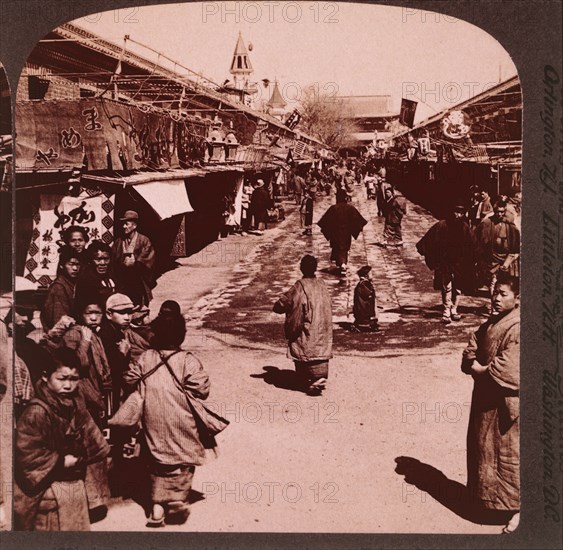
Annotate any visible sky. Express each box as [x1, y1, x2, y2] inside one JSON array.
[[73, 1, 518, 124]]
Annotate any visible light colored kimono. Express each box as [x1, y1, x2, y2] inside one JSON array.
[[463, 307, 520, 510], [274, 276, 333, 362]]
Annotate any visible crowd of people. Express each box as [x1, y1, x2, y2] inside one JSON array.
[[6, 206, 228, 531], [4, 153, 521, 534]]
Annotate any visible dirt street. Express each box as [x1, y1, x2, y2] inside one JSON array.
[[93, 186, 501, 534]]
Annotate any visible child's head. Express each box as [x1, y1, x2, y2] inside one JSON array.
[[57, 245, 82, 280], [79, 301, 104, 329], [492, 273, 519, 315], [300, 254, 317, 277], [42, 348, 81, 396], [357, 265, 371, 280]]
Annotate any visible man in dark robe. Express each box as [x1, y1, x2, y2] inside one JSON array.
[[416, 205, 475, 324], [317, 189, 367, 276], [249, 180, 272, 233]]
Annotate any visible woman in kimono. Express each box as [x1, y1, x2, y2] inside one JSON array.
[[40, 245, 81, 331], [14, 347, 110, 531], [461, 272, 520, 533], [273, 255, 333, 396], [124, 303, 210, 527], [382, 186, 407, 247]]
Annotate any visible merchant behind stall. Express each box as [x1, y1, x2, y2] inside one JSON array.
[[112, 210, 155, 308]]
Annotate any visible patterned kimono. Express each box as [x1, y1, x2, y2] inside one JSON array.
[[462, 307, 520, 511]]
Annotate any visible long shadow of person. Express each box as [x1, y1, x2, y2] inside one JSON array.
[[250, 366, 305, 393], [394, 456, 512, 526]]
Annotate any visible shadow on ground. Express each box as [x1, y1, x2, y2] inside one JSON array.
[[394, 456, 512, 526], [250, 366, 306, 393]]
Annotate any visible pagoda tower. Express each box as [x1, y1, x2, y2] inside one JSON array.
[[229, 32, 253, 91], [266, 80, 287, 120]]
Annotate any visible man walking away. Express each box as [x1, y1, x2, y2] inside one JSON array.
[[273, 255, 333, 396]]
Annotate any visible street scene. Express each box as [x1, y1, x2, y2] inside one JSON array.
[[2, 1, 522, 536]]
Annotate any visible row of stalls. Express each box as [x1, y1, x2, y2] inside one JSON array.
[[12, 23, 325, 290], [385, 76, 522, 219]]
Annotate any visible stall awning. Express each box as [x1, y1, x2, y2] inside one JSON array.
[[134, 179, 194, 220]]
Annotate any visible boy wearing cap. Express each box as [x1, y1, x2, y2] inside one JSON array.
[[98, 293, 149, 410], [352, 266, 378, 332], [112, 211, 155, 308]]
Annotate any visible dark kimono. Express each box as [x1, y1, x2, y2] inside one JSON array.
[[112, 231, 155, 306], [250, 187, 272, 226], [317, 202, 367, 265], [462, 307, 520, 511], [416, 218, 476, 293], [353, 279, 377, 326], [40, 274, 76, 330], [74, 266, 118, 312], [14, 381, 110, 530]]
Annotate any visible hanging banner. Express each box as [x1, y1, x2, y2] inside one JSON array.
[[399, 98, 417, 128], [285, 109, 301, 130], [23, 190, 115, 287], [16, 98, 208, 172]]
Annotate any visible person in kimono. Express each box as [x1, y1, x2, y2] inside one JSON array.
[[317, 189, 367, 276], [112, 210, 155, 307], [416, 205, 475, 324], [273, 255, 333, 396], [249, 180, 272, 233], [14, 347, 110, 531], [40, 245, 81, 330], [352, 265, 378, 332], [124, 303, 211, 527], [474, 199, 520, 304], [461, 272, 520, 534], [382, 186, 407, 247], [54, 299, 112, 522], [300, 188, 314, 236]]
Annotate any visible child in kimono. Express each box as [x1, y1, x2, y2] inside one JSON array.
[[14, 347, 110, 531], [461, 272, 520, 534], [351, 265, 378, 332]]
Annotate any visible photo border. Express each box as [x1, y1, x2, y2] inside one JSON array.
[[0, 0, 561, 548]]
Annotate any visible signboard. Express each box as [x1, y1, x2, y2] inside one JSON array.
[[16, 98, 208, 172], [24, 189, 114, 287]]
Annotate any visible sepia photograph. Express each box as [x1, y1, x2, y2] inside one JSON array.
[[0, 0, 559, 544]]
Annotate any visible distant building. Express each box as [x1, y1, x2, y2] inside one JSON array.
[[266, 81, 287, 120], [221, 32, 258, 105], [337, 95, 400, 152]]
